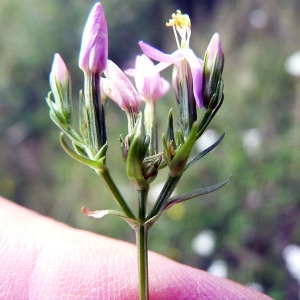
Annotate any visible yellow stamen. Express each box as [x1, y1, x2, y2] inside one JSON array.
[[166, 10, 191, 29], [166, 10, 191, 49]]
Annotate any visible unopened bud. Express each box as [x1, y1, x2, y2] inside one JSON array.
[[79, 3, 108, 74], [48, 53, 72, 124], [202, 33, 224, 109]]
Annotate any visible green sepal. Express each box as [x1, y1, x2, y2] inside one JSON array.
[[162, 110, 176, 167], [60, 133, 105, 170], [94, 142, 108, 161], [78, 90, 89, 143], [208, 77, 224, 110], [126, 115, 149, 190], [49, 109, 83, 147], [46, 92, 66, 124], [196, 81, 224, 140], [169, 123, 198, 177], [185, 133, 225, 171], [119, 134, 127, 162], [72, 142, 88, 157]]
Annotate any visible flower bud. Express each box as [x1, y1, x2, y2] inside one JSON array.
[[48, 53, 72, 124], [142, 154, 162, 180], [175, 58, 197, 137], [202, 33, 224, 109], [103, 60, 141, 114], [78, 3, 108, 74]]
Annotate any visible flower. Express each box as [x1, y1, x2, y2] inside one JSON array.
[[202, 33, 224, 108], [138, 10, 203, 108], [102, 60, 141, 114], [139, 43, 203, 108], [78, 2, 108, 74], [125, 54, 170, 102]]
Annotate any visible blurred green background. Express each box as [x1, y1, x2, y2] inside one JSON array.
[[1, 0, 300, 298]]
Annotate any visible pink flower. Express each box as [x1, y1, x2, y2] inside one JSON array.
[[50, 53, 69, 87], [102, 60, 141, 113], [204, 33, 224, 74], [78, 3, 108, 74], [125, 55, 170, 102], [139, 41, 204, 108], [203, 33, 224, 108], [48, 53, 72, 124]]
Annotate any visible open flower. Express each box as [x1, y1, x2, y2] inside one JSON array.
[[78, 2, 108, 74], [139, 10, 203, 108], [125, 54, 170, 102]]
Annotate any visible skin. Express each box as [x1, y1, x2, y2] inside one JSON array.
[[0, 196, 273, 300]]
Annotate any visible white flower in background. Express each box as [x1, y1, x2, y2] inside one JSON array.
[[283, 244, 300, 283], [148, 182, 177, 204], [285, 51, 300, 77], [191, 229, 216, 256], [196, 129, 219, 152], [207, 259, 228, 278], [242, 128, 262, 156]]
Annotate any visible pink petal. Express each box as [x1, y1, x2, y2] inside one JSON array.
[[78, 3, 108, 74], [139, 41, 178, 65], [103, 60, 141, 112], [184, 49, 204, 108]]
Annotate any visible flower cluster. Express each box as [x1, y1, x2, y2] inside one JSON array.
[[46, 3, 227, 299], [46, 0, 227, 225]]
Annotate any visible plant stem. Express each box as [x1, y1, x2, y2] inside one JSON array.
[[136, 189, 149, 300], [147, 174, 181, 219], [144, 101, 157, 155], [96, 167, 136, 219], [136, 224, 149, 300]]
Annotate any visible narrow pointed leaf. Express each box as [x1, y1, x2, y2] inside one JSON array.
[[185, 133, 225, 170], [163, 176, 231, 211]]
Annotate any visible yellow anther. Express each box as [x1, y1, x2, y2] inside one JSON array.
[[166, 10, 191, 30], [166, 10, 191, 49]]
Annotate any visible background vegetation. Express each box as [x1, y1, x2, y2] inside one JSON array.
[[1, 0, 300, 298]]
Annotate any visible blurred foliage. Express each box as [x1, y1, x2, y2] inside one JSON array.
[[1, 0, 300, 298]]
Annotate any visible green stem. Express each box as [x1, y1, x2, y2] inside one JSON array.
[[196, 108, 212, 139], [144, 101, 157, 155], [96, 167, 136, 219], [147, 174, 181, 219], [136, 189, 149, 300], [136, 224, 148, 300]]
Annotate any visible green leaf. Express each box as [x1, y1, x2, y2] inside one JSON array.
[[185, 133, 225, 171], [163, 176, 232, 211]]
